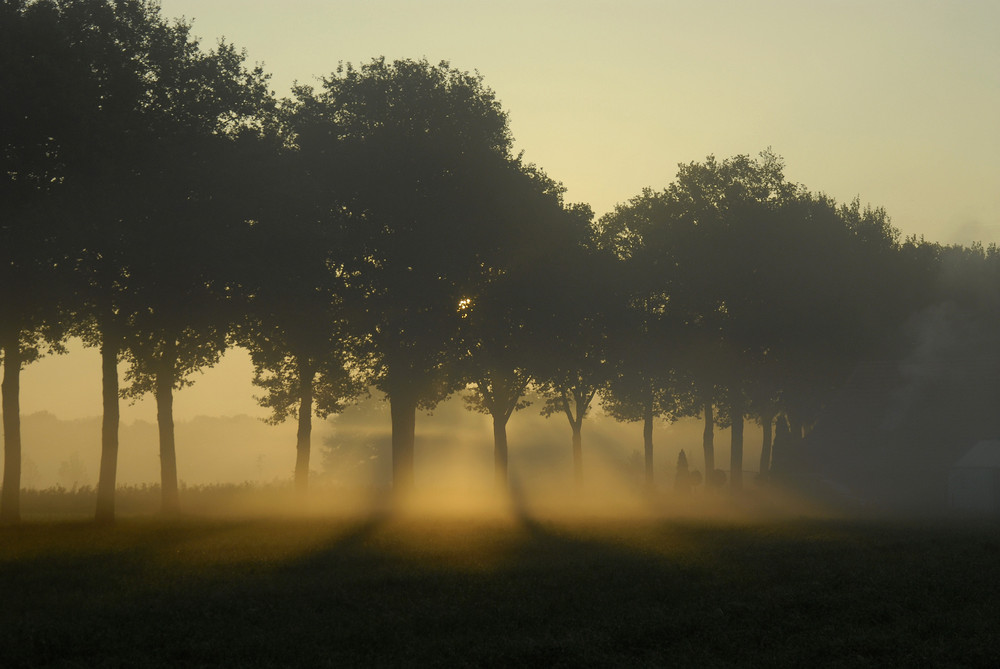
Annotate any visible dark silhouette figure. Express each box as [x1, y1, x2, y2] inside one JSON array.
[[770, 416, 792, 479], [675, 449, 691, 494]]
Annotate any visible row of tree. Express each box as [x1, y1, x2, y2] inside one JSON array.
[[4, 0, 997, 523]]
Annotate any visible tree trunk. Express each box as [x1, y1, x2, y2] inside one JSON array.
[[642, 402, 654, 491], [390, 392, 417, 491], [1, 333, 23, 524], [155, 362, 179, 514], [294, 358, 315, 493], [95, 328, 121, 524], [702, 400, 715, 478], [562, 387, 594, 487], [493, 413, 508, 488], [758, 411, 774, 479], [572, 423, 583, 486], [788, 413, 803, 443], [786, 412, 805, 476], [789, 412, 803, 470], [730, 398, 744, 492]]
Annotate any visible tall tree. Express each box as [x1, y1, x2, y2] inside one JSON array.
[[536, 205, 619, 486], [119, 134, 269, 513], [235, 137, 368, 493], [291, 58, 515, 490], [597, 189, 691, 491], [37, 0, 271, 522], [460, 160, 573, 487], [0, 0, 94, 521]]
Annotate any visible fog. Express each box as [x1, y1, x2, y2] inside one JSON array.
[[2, 370, 803, 520], [1, 389, 760, 488]]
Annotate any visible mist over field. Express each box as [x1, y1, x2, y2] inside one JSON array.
[[1, 386, 763, 507]]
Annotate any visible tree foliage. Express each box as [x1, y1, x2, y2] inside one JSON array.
[[289, 58, 518, 488]]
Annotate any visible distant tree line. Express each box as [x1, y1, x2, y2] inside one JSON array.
[[3, 0, 999, 522]]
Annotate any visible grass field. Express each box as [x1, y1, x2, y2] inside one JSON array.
[[2, 492, 999, 667]]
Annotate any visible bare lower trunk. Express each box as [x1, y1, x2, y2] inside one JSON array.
[[788, 414, 803, 443], [572, 425, 582, 486], [493, 414, 508, 488], [95, 331, 120, 524], [702, 401, 715, 477], [294, 358, 315, 493], [643, 404, 654, 491], [786, 413, 805, 477], [789, 412, 803, 471], [759, 412, 774, 478], [1, 334, 22, 524], [156, 367, 179, 514], [390, 392, 417, 491], [730, 399, 744, 491]]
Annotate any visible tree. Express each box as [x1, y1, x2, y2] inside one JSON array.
[[292, 58, 515, 490], [595, 172, 728, 489], [250, 342, 364, 493], [669, 155, 905, 490], [38, 0, 271, 522], [459, 160, 575, 487], [536, 204, 620, 486], [119, 135, 269, 513], [747, 194, 904, 476], [662, 151, 799, 491], [235, 136, 367, 493], [0, 0, 93, 522], [597, 189, 690, 491]]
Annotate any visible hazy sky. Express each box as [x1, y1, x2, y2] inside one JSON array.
[[18, 0, 1000, 421], [154, 0, 999, 244]]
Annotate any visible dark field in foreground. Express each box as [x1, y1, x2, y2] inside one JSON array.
[[2, 509, 999, 667]]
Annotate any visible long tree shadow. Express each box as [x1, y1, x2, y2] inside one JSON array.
[[7, 495, 1000, 667]]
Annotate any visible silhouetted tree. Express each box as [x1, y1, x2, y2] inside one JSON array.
[[664, 152, 798, 491], [536, 205, 620, 486], [756, 194, 904, 473], [120, 133, 271, 513], [700, 397, 718, 487], [292, 58, 515, 490], [460, 160, 577, 486], [225, 102, 372, 494], [0, 0, 95, 521], [597, 189, 687, 491], [597, 174, 724, 489], [37, 0, 271, 521], [591, 149, 921, 497]]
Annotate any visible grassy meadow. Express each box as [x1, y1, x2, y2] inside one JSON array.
[[2, 487, 999, 667]]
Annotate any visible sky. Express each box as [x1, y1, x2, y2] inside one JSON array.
[[18, 0, 1000, 422], [152, 0, 999, 244]]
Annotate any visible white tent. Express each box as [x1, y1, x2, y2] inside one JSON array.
[[949, 440, 1000, 514]]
